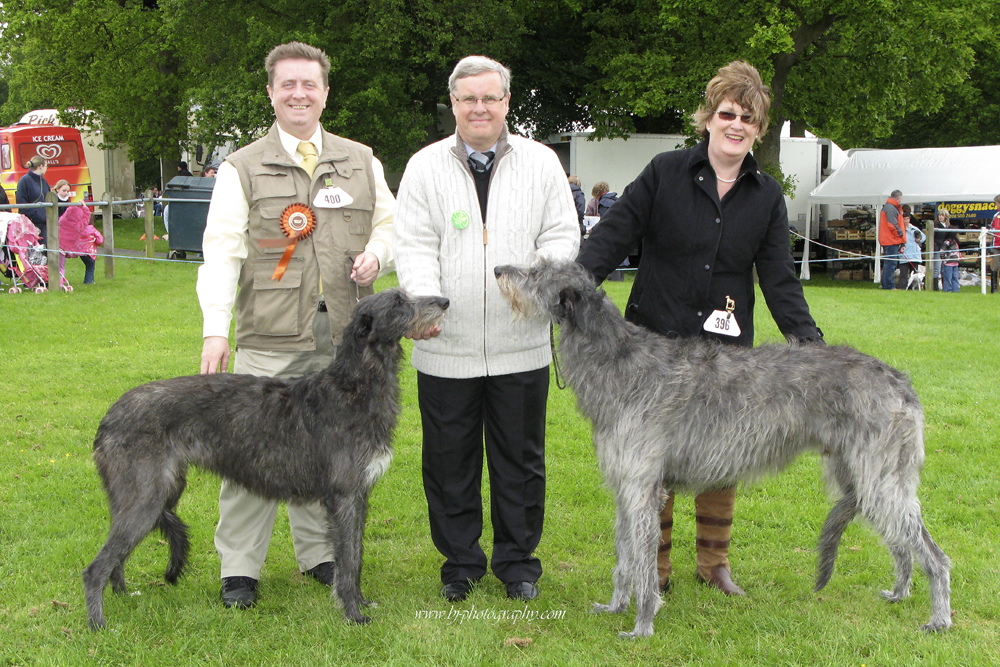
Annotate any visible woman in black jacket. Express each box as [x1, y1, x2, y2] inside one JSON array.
[[577, 61, 823, 600], [16, 156, 51, 244]]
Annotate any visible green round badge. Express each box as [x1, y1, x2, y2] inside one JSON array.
[[451, 210, 470, 230]]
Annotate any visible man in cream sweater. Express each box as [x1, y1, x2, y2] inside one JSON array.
[[394, 56, 579, 603]]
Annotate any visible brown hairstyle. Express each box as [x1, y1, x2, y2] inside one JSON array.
[[591, 181, 609, 198], [53, 179, 70, 191], [937, 208, 950, 222], [692, 61, 772, 139], [265, 41, 330, 88], [27, 155, 47, 170]]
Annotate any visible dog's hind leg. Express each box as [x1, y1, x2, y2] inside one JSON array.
[[83, 501, 163, 630], [324, 492, 370, 625], [915, 522, 952, 632], [591, 483, 634, 617], [159, 476, 190, 585], [815, 490, 858, 591]]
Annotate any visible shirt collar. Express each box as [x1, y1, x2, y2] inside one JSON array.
[[275, 125, 324, 163]]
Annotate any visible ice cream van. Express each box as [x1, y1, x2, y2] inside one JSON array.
[[1, 117, 92, 205]]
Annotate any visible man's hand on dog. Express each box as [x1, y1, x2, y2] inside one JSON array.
[[201, 336, 231, 374]]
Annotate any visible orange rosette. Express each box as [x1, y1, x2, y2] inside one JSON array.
[[258, 203, 317, 281]]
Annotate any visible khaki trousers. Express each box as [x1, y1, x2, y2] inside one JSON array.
[[657, 486, 737, 586], [214, 307, 336, 580]]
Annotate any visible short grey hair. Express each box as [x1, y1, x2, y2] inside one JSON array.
[[890, 189, 903, 200], [448, 56, 511, 95]]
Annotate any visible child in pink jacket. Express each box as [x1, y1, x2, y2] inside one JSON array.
[[58, 204, 103, 286]]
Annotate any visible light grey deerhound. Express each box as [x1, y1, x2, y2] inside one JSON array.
[[83, 289, 448, 631], [495, 259, 951, 638]]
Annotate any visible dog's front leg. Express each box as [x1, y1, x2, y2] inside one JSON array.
[[591, 483, 633, 617], [324, 493, 370, 625], [621, 484, 663, 639]]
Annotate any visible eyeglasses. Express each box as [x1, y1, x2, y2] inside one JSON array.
[[453, 94, 506, 108], [715, 110, 755, 123]]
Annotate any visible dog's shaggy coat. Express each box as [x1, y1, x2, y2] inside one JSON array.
[[495, 259, 951, 638], [83, 289, 448, 630]]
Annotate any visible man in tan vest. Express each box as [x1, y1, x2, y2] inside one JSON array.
[[197, 41, 394, 610]]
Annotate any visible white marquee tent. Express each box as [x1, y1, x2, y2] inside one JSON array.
[[801, 145, 1000, 281]]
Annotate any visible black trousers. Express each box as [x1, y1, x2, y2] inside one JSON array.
[[417, 367, 549, 585]]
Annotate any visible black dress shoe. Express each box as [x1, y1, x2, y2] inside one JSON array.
[[305, 561, 335, 586], [221, 576, 259, 609], [441, 579, 474, 602], [505, 581, 538, 601]]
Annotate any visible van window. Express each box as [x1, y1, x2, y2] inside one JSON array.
[[19, 140, 81, 167], [1, 143, 9, 171]]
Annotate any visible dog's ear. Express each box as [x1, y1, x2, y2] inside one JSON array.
[[555, 287, 578, 327], [355, 313, 374, 341]]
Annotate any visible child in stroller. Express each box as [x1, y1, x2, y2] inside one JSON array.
[[0, 212, 50, 293]]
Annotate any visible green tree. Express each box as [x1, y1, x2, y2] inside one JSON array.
[[582, 0, 995, 178]]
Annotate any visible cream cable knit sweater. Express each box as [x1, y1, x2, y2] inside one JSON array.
[[395, 133, 580, 378]]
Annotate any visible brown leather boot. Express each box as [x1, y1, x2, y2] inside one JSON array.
[[657, 490, 675, 592], [695, 487, 745, 596]]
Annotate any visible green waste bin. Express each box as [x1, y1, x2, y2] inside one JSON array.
[[164, 176, 215, 259]]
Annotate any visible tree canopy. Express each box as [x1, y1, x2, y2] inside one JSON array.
[[0, 0, 996, 177]]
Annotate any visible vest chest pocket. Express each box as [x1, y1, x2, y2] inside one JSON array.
[[340, 200, 375, 253], [249, 170, 296, 201]]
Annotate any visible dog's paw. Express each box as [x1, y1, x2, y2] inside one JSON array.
[[879, 589, 907, 603], [921, 618, 952, 633], [591, 602, 625, 615], [617, 625, 654, 640], [360, 598, 378, 608], [348, 614, 372, 625]]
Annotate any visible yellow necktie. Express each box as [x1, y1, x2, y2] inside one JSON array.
[[297, 141, 317, 178]]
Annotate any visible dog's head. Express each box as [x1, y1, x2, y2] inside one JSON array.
[[348, 288, 449, 345], [494, 259, 597, 328]]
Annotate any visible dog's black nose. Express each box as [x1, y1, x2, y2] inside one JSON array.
[[494, 267, 503, 278], [438, 297, 450, 309]]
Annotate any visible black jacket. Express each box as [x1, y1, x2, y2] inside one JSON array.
[[577, 140, 820, 347], [16, 171, 50, 227]]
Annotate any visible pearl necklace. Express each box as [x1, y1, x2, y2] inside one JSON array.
[[717, 174, 738, 183]]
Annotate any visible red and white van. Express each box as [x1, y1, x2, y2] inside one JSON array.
[[1, 111, 92, 205]]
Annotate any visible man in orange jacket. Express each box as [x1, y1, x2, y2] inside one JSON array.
[[878, 189, 906, 290]]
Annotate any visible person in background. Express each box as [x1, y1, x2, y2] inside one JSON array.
[[585, 181, 618, 217], [151, 186, 163, 217], [177, 162, 193, 177], [16, 156, 50, 244], [57, 200, 103, 285], [989, 195, 1000, 293], [394, 55, 579, 604], [577, 60, 823, 598], [568, 174, 586, 235], [202, 165, 218, 178], [932, 208, 950, 291], [878, 189, 906, 290], [197, 40, 395, 610], [897, 205, 924, 289], [940, 228, 962, 292]]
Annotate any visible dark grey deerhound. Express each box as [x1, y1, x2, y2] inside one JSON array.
[[83, 289, 448, 631], [495, 259, 951, 638]]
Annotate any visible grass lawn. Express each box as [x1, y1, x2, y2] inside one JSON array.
[[1, 238, 998, 666]]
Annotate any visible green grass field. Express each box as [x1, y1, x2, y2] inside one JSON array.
[[2, 227, 999, 665]]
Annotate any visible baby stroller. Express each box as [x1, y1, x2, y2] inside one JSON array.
[[0, 212, 51, 293]]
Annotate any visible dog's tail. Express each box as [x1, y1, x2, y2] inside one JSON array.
[[158, 510, 190, 585], [815, 491, 858, 591]]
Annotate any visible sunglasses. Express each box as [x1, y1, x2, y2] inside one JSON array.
[[715, 110, 755, 123]]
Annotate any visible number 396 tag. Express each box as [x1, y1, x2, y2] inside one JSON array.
[[703, 309, 741, 337]]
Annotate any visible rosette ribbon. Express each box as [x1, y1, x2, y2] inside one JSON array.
[[257, 203, 317, 281]]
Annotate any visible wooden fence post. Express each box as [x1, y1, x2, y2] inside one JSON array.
[[144, 192, 155, 258], [102, 193, 115, 279], [45, 191, 60, 287]]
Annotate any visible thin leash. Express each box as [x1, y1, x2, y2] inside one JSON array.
[[550, 322, 566, 390]]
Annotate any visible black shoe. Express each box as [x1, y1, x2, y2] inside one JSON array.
[[305, 561, 335, 586], [505, 581, 538, 601], [441, 579, 475, 602], [221, 576, 258, 609]]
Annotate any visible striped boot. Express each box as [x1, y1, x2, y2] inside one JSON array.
[[656, 490, 674, 592], [695, 487, 745, 596]]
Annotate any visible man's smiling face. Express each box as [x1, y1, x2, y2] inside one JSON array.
[[267, 58, 329, 140]]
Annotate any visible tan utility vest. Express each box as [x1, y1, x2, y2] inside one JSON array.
[[227, 125, 376, 351]]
